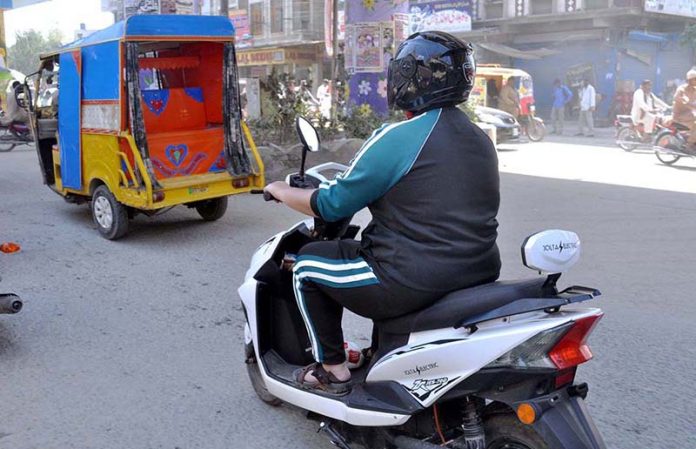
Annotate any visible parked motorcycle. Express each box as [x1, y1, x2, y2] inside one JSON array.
[[653, 122, 694, 166], [238, 116, 607, 449]]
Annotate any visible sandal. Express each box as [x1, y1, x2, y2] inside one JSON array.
[[293, 363, 351, 395]]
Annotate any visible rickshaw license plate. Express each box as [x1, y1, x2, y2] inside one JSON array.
[[188, 185, 209, 194]]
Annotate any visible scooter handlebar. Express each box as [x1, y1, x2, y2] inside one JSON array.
[[250, 189, 278, 202]]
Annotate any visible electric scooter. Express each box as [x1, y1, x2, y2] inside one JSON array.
[[239, 117, 607, 449]]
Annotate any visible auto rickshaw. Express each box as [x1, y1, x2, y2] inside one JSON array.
[[25, 15, 264, 239], [470, 65, 546, 141]]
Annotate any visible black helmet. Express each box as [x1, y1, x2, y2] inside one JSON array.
[[387, 31, 475, 113]]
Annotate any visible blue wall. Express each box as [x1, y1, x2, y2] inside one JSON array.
[[513, 34, 693, 121]]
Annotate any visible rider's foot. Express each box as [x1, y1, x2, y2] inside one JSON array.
[[294, 362, 351, 395]]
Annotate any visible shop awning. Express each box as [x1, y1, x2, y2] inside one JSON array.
[[477, 43, 560, 60]]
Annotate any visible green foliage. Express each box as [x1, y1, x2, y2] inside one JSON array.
[[459, 100, 478, 122], [7, 29, 63, 76], [681, 23, 696, 48]]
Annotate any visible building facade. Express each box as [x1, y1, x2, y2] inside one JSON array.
[[437, 0, 696, 121]]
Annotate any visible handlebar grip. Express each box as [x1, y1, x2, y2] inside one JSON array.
[[249, 189, 278, 202]]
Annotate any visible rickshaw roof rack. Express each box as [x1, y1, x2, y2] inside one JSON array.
[[40, 15, 236, 60]]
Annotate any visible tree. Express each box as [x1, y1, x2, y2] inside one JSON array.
[[7, 29, 63, 75], [680, 23, 696, 66]]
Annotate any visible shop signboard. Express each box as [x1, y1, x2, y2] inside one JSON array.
[[644, 0, 696, 18], [173, 0, 202, 15], [237, 48, 285, 66], [124, 0, 159, 18], [408, 0, 473, 34]]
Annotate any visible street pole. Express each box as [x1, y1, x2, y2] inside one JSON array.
[[220, 0, 229, 16], [330, 0, 339, 121]]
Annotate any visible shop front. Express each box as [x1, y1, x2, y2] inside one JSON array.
[[236, 44, 324, 87]]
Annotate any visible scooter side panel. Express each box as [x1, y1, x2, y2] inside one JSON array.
[[367, 309, 601, 408]]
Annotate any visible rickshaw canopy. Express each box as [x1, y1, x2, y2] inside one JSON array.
[[40, 14, 236, 61]]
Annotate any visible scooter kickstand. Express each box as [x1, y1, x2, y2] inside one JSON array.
[[318, 421, 352, 449]]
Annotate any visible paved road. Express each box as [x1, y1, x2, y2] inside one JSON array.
[[0, 138, 694, 449]]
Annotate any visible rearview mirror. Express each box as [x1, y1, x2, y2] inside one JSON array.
[[296, 116, 320, 180], [296, 116, 320, 153]]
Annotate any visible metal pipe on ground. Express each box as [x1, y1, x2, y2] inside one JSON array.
[[0, 294, 22, 314]]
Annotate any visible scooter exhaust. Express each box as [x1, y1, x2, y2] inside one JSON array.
[[0, 293, 23, 314]]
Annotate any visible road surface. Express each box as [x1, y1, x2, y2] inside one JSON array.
[[0, 136, 694, 449]]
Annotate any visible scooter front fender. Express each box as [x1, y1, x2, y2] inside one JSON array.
[[526, 388, 606, 449]]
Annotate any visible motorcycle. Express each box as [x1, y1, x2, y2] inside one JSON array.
[[0, 84, 33, 152], [519, 104, 546, 142], [238, 116, 607, 449], [615, 108, 670, 152], [653, 122, 694, 166]]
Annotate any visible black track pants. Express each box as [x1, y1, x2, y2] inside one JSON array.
[[293, 240, 440, 365]]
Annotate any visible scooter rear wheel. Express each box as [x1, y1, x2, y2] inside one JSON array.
[[485, 413, 548, 449], [245, 340, 282, 406]]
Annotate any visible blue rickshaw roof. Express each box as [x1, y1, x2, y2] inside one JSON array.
[[43, 15, 235, 58]]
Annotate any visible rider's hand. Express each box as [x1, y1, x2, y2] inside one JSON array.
[[264, 181, 289, 203]]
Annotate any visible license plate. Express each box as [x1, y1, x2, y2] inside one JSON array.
[[188, 185, 209, 194], [512, 128, 519, 137]]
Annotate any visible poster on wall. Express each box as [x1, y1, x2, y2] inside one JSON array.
[[393, 13, 410, 49], [644, 0, 696, 18], [160, 0, 176, 13], [173, 0, 202, 15], [230, 9, 252, 47], [346, 23, 383, 73], [408, 0, 473, 34], [124, 0, 159, 18]]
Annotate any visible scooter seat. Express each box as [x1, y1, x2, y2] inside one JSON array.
[[378, 278, 549, 334]]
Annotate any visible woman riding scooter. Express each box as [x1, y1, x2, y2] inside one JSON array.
[[264, 31, 501, 393]]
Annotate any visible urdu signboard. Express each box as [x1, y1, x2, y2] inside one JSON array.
[[644, 0, 696, 18]]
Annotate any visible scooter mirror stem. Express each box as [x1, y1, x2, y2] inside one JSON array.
[[299, 145, 308, 181]]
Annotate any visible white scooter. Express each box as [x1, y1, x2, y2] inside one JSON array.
[[238, 117, 607, 449]]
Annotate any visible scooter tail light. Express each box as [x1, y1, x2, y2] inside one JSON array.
[[486, 322, 573, 369], [548, 313, 603, 370]]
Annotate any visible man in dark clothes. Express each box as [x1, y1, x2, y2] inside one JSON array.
[[264, 31, 501, 393]]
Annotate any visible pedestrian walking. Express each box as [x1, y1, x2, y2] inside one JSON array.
[[576, 79, 596, 137], [550, 79, 572, 135]]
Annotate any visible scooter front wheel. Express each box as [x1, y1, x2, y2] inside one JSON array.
[[245, 340, 282, 406], [485, 413, 548, 449]]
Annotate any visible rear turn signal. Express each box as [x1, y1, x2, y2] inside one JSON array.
[[516, 403, 537, 425], [549, 314, 603, 370]]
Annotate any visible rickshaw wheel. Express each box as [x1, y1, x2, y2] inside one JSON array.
[[91, 185, 129, 240], [194, 197, 228, 221]]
